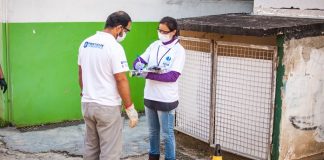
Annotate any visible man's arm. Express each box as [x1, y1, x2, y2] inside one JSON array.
[[114, 71, 138, 128], [78, 65, 83, 94], [0, 66, 4, 79], [114, 72, 132, 108], [0, 65, 7, 93]]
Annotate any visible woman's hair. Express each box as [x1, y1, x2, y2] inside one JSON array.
[[159, 16, 179, 37], [105, 11, 132, 29]]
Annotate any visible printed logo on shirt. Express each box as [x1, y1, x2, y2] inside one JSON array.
[[121, 61, 128, 68], [162, 57, 172, 67], [83, 41, 104, 49]]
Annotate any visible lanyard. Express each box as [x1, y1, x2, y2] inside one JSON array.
[[156, 40, 179, 66], [156, 46, 171, 66]]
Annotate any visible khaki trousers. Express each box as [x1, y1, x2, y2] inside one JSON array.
[[82, 102, 123, 160]]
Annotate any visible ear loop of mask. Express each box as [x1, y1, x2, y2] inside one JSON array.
[[116, 25, 127, 42], [117, 25, 123, 38]]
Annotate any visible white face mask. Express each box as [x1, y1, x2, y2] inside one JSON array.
[[117, 31, 126, 42], [158, 32, 172, 43]]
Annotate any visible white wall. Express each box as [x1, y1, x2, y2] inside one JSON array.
[[255, 0, 324, 10], [7, 0, 253, 22], [254, 0, 324, 18], [0, 0, 8, 22]]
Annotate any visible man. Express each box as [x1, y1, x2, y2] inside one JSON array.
[[78, 11, 138, 160], [0, 65, 7, 93]]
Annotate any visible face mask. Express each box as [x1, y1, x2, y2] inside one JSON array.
[[158, 32, 172, 43], [117, 31, 126, 42]]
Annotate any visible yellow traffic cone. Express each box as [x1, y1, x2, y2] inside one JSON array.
[[212, 144, 222, 160]]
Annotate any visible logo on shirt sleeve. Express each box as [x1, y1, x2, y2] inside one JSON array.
[[121, 61, 128, 68], [83, 41, 104, 49]]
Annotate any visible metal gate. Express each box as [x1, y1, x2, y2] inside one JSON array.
[[213, 42, 276, 159], [175, 37, 213, 143], [175, 37, 277, 160]]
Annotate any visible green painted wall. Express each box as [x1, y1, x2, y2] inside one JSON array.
[[8, 22, 157, 126]]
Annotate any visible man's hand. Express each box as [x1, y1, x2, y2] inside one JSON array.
[[125, 104, 138, 128], [0, 78, 7, 93]]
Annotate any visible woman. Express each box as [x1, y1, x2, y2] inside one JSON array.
[[133, 16, 185, 160]]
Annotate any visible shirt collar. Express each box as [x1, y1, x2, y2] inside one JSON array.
[[96, 31, 116, 40], [159, 38, 179, 49]]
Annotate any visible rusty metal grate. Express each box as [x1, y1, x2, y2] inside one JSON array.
[[180, 39, 211, 53], [217, 45, 274, 60]]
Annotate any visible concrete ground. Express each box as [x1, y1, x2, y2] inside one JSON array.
[[1, 116, 323, 160], [0, 116, 208, 160]]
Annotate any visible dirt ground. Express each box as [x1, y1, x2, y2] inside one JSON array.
[[175, 132, 250, 160]]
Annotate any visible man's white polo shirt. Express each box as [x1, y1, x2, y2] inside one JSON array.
[[78, 31, 129, 106]]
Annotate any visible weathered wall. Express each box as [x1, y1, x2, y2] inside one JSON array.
[[280, 36, 324, 159], [254, 0, 324, 19]]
